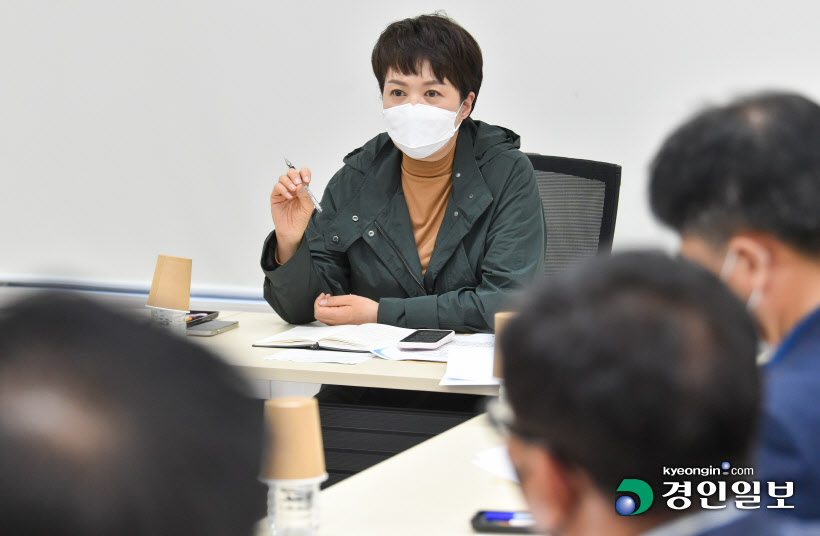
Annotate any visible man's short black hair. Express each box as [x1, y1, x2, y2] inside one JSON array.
[[0, 294, 264, 536], [500, 251, 760, 504], [650, 91, 820, 255], [372, 13, 483, 111]]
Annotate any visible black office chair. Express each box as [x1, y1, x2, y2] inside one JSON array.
[[526, 154, 622, 276]]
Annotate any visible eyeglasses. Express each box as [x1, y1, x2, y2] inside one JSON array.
[[486, 394, 550, 449]]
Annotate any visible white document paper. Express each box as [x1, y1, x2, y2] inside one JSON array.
[[438, 348, 500, 386], [263, 349, 373, 365], [472, 446, 519, 483], [374, 333, 495, 362]]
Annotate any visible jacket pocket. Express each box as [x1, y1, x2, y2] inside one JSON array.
[[437, 242, 479, 291]]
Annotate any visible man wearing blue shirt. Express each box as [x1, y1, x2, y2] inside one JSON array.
[[650, 92, 820, 520]]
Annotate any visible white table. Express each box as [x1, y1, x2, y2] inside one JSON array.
[[194, 311, 499, 396]]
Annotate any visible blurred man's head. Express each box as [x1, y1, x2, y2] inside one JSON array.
[[650, 91, 820, 344], [0, 294, 264, 536], [499, 251, 760, 536]]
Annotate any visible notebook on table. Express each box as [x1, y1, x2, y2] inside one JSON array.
[[253, 323, 415, 353]]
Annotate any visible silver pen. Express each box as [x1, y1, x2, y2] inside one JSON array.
[[283, 157, 323, 213]]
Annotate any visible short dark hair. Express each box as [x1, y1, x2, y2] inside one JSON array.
[[372, 13, 483, 111], [0, 294, 265, 536], [500, 251, 760, 506], [650, 91, 820, 255]]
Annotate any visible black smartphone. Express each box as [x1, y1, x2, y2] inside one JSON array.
[[186, 311, 219, 327], [470, 511, 535, 534]]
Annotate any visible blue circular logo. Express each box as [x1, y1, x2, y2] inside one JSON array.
[[616, 479, 654, 515], [615, 496, 636, 515], [721, 462, 730, 470]]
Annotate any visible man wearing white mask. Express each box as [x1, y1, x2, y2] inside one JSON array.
[[649, 92, 820, 520], [261, 13, 546, 334]]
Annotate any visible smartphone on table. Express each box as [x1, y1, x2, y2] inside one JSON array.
[[471, 511, 535, 533], [397, 329, 455, 350], [186, 320, 238, 337]]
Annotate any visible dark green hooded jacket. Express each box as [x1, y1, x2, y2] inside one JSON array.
[[261, 118, 546, 332]]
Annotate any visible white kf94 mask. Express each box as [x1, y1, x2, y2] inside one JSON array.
[[382, 102, 464, 159]]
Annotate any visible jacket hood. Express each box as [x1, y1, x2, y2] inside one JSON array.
[[342, 118, 522, 173], [471, 119, 521, 167]]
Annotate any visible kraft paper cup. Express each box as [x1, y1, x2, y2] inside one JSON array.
[[261, 397, 327, 482], [493, 312, 518, 379], [147, 254, 192, 312]]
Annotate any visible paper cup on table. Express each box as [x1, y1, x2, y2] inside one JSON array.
[[146, 254, 191, 336], [261, 397, 327, 483], [493, 311, 518, 380], [262, 397, 327, 535]]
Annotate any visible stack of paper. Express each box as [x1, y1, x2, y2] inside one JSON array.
[[373, 333, 495, 362], [439, 349, 500, 386]]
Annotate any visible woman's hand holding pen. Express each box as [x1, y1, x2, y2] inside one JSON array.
[[270, 167, 314, 264]]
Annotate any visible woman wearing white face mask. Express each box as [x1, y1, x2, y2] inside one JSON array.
[[261, 13, 546, 340]]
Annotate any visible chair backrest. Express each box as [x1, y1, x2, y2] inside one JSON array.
[[526, 154, 621, 277]]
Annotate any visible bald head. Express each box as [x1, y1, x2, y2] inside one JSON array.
[[0, 384, 123, 461], [650, 91, 820, 254], [0, 294, 264, 536]]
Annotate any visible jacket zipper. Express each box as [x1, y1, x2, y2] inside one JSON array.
[[374, 221, 426, 295]]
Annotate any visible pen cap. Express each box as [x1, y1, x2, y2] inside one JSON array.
[[147, 254, 192, 311], [493, 312, 518, 379], [261, 397, 326, 481]]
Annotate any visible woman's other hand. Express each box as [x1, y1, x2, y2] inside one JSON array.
[[314, 293, 379, 325]]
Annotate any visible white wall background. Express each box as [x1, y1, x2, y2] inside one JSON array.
[[2, 0, 819, 298]]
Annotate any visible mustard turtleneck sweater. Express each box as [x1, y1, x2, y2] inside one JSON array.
[[400, 143, 456, 274]]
